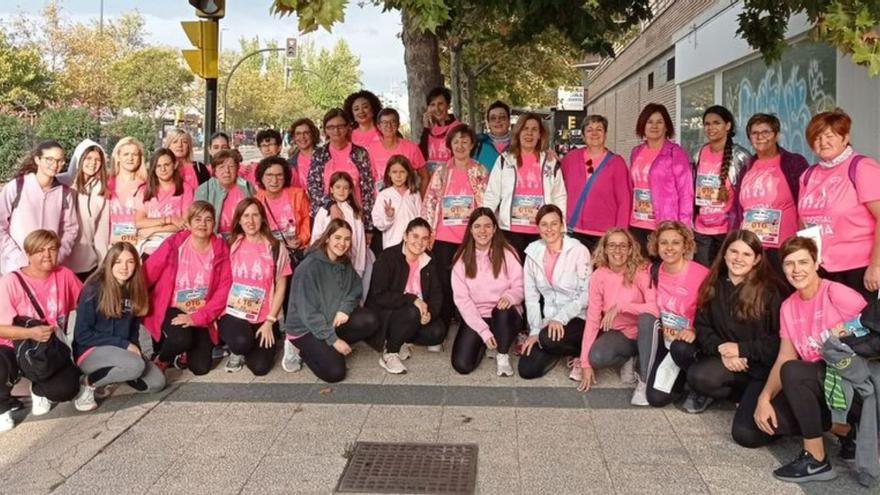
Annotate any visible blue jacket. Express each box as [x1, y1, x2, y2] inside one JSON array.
[[72, 281, 140, 360], [473, 133, 509, 173]]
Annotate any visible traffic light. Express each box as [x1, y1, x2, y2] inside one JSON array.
[[181, 20, 219, 79], [189, 0, 225, 19]]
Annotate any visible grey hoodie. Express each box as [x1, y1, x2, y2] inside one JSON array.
[[60, 139, 110, 273]]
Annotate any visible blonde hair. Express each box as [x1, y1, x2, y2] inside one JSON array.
[[648, 220, 696, 258], [593, 228, 645, 285], [23, 230, 61, 256], [163, 128, 193, 160], [110, 137, 147, 179], [186, 200, 216, 224]]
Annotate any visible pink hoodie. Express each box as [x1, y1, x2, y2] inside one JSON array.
[[580, 266, 657, 368], [451, 247, 524, 342]]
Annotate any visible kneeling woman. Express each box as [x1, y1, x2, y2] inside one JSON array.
[[688, 230, 782, 421], [144, 201, 232, 375], [73, 242, 166, 412], [450, 208, 523, 376], [519, 204, 592, 380], [746, 237, 866, 483], [220, 199, 291, 375], [635, 220, 709, 407], [367, 218, 445, 374], [285, 219, 379, 383], [0, 230, 82, 429]]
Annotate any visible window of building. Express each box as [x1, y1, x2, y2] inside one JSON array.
[[647, 72, 654, 91], [666, 57, 675, 81]]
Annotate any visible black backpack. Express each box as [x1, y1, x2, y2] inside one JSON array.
[[11, 273, 73, 382]]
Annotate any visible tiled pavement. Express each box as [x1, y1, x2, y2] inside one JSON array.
[[0, 327, 870, 494]]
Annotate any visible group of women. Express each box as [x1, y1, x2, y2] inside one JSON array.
[[0, 88, 878, 486]]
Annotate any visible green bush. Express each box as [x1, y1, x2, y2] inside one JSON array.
[[34, 107, 101, 157], [0, 114, 27, 181], [104, 116, 159, 154]]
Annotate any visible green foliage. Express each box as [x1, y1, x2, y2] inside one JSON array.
[[738, 0, 880, 76], [110, 47, 194, 115], [0, 30, 56, 114], [0, 114, 27, 180], [271, 0, 351, 33], [35, 107, 101, 156], [103, 116, 158, 154]]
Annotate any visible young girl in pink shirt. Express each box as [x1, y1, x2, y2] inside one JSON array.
[[134, 149, 194, 256], [451, 208, 524, 377]]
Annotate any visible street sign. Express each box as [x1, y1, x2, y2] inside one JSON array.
[[557, 86, 585, 111], [286, 38, 297, 58]]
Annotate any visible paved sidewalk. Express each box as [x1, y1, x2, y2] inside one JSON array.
[[0, 327, 869, 494]]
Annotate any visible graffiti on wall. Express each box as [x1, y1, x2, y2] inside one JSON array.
[[680, 76, 715, 157]]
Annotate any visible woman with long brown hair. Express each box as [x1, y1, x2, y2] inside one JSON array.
[[73, 242, 165, 412], [133, 148, 194, 255], [450, 207, 523, 376]]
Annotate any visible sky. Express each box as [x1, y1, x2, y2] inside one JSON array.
[[0, 0, 408, 92]]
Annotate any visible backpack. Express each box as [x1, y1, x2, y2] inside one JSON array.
[[7, 175, 72, 224], [11, 272, 73, 382]]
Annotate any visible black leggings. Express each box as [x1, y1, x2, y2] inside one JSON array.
[[825, 265, 878, 302], [384, 305, 447, 353], [451, 307, 522, 374], [218, 315, 279, 376], [517, 318, 585, 379], [293, 307, 379, 383], [431, 240, 460, 325], [686, 356, 752, 400], [694, 232, 726, 268], [0, 345, 80, 412], [502, 230, 539, 265], [637, 314, 698, 407], [157, 308, 215, 376]]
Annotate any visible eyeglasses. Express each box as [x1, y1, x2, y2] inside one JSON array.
[[378, 121, 398, 128], [585, 159, 594, 174], [749, 130, 775, 139], [324, 124, 348, 132], [40, 157, 64, 165], [606, 243, 630, 251], [263, 173, 284, 180]]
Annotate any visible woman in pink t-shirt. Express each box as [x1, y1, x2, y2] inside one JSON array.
[[749, 237, 866, 483], [134, 149, 194, 256], [635, 220, 709, 407], [737, 113, 809, 279], [798, 109, 880, 301], [108, 137, 147, 246], [692, 106, 752, 267], [286, 118, 319, 192], [369, 108, 428, 203], [164, 128, 210, 188], [0, 230, 83, 429], [219, 199, 292, 376], [344, 90, 383, 149], [578, 228, 653, 393], [418, 87, 462, 180]]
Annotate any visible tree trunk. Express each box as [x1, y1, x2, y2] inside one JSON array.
[[465, 68, 478, 131], [401, 8, 443, 140], [450, 43, 462, 121]]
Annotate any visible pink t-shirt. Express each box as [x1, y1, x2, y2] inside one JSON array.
[[227, 238, 292, 323], [325, 143, 362, 203], [543, 249, 561, 285], [425, 120, 460, 173], [780, 279, 867, 362], [219, 187, 245, 234], [351, 127, 382, 148], [110, 177, 145, 244], [134, 183, 194, 220], [404, 258, 422, 298], [173, 238, 215, 314], [694, 147, 733, 235], [367, 139, 426, 192], [656, 261, 710, 333], [434, 165, 475, 244], [630, 146, 661, 230], [0, 267, 83, 348], [798, 154, 880, 271], [179, 162, 200, 191], [295, 153, 311, 190], [509, 153, 545, 234], [262, 193, 297, 240], [739, 155, 796, 248], [574, 150, 609, 237]]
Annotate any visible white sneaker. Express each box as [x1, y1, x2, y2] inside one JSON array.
[[282, 339, 302, 373], [30, 387, 52, 416], [631, 380, 649, 406], [496, 353, 514, 377], [73, 382, 98, 412], [426, 344, 443, 353], [399, 343, 414, 360], [0, 411, 13, 433], [620, 357, 638, 386], [567, 358, 583, 382], [224, 353, 244, 373], [379, 353, 407, 374]]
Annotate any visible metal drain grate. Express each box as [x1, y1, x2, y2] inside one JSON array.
[[335, 442, 478, 494]]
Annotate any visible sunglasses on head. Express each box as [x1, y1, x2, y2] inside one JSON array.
[[585, 159, 594, 174]]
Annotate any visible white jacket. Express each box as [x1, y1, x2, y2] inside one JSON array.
[[523, 236, 591, 335], [59, 139, 110, 273], [311, 201, 367, 277], [371, 187, 422, 248], [483, 151, 567, 231]]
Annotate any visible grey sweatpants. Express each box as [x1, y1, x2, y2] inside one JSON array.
[[78, 345, 166, 392]]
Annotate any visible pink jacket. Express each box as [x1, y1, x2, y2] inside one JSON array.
[[451, 248, 524, 341], [143, 230, 231, 344], [580, 266, 657, 368], [629, 140, 694, 226], [0, 174, 77, 275], [560, 149, 631, 234]]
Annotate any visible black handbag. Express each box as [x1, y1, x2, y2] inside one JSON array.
[[11, 273, 73, 382]]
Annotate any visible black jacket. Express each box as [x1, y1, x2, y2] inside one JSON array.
[[695, 277, 782, 378], [72, 281, 139, 360]]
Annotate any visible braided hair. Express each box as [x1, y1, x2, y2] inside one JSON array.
[[703, 105, 736, 203]]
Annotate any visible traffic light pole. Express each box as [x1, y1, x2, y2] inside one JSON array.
[[204, 77, 217, 164]]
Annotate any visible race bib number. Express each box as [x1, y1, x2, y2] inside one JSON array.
[[226, 283, 266, 323], [426, 160, 445, 174], [442, 195, 473, 226], [175, 288, 207, 314], [632, 188, 654, 221], [695, 173, 722, 207], [742, 208, 782, 245], [112, 222, 138, 243], [660, 311, 689, 333], [510, 194, 544, 226]]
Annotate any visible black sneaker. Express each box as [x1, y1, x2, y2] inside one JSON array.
[[837, 430, 856, 463], [682, 391, 714, 414], [773, 450, 837, 483]]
